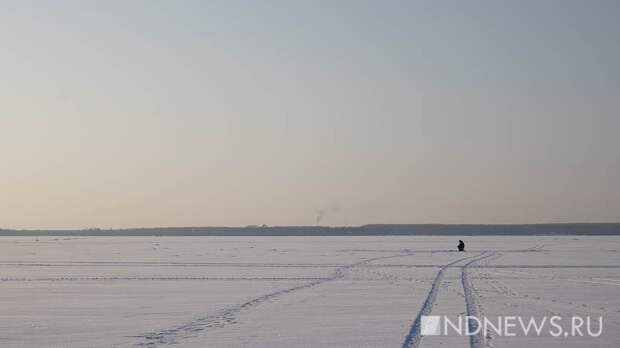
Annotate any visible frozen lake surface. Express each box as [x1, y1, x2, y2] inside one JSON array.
[[1, 236, 619, 347]]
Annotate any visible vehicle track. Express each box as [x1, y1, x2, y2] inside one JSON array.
[[134, 252, 417, 347], [401, 253, 484, 348], [461, 252, 497, 348], [134, 277, 330, 347]]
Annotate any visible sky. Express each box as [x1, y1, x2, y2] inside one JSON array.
[[1, 0, 619, 229]]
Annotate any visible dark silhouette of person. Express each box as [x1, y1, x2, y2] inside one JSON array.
[[457, 240, 465, 252]]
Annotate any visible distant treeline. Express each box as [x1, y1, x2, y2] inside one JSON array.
[[0, 224, 619, 236]]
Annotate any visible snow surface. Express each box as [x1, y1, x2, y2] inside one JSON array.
[[0, 236, 618, 347]]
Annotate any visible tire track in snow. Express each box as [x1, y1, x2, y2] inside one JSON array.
[[401, 253, 484, 348], [135, 278, 330, 347], [461, 252, 497, 348], [134, 252, 416, 347]]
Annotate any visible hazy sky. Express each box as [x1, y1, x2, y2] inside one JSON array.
[[2, 0, 619, 229]]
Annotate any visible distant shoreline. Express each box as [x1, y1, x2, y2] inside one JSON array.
[[1, 223, 619, 236]]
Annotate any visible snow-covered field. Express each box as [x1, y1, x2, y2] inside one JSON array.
[[0, 236, 618, 347]]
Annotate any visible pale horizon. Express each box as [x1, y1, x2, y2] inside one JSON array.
[[2, 0, 619, 229]]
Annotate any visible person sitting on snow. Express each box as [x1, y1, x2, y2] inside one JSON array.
[[457, 240, 465, 252]]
